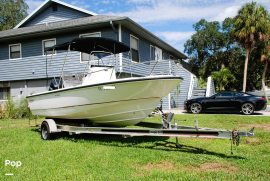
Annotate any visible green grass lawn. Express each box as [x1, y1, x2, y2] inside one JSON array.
[[0, 114, 270, 181]]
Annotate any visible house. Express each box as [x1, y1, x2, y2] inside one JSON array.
[[0, 0, 198, 110]]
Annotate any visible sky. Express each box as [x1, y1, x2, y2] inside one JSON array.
[[25, 0, 270, 53]]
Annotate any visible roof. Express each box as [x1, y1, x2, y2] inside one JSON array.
[[0, 15, 187, 59], [0, 15, 120, 40], [14, 0, 97, 29]]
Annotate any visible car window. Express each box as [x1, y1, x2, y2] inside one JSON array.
[[216, 92, 233, 97], [235, 92, 243, 96]]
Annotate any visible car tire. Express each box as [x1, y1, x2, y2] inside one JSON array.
[[190, 103, 202, 114], [241, 103, 254, 115]]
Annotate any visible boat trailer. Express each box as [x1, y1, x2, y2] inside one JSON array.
[[40, 110, 254, 152]]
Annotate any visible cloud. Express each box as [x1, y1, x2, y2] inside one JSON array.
[[70, 0, 91, 9], [157, 31, 195, 42], [210, 5, 241, 21], [110, 0, 270, 24], [156, 31, 195, 52], [25, 0, 43, 13], [110, 2, 227, 23]]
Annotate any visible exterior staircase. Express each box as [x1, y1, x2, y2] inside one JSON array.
[[191, 88, 206, 99]]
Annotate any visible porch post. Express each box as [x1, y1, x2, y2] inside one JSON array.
[[118, 24, 123, 72]]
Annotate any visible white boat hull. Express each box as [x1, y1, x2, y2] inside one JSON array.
[[27, 76, 181, 126]]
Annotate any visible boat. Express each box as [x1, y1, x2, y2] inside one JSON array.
[[26, 37, 182, 126]]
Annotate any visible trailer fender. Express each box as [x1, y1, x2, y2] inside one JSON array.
[[43, 119, 58, 133]]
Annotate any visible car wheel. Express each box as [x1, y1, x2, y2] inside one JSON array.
[[190, 103, 202, 114], [241, 103, 254, 115]]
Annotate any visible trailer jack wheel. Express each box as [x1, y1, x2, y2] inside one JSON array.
[[175, 137, 182, 148], [41, 121, 54, 140]]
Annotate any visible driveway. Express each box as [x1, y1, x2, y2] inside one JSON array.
[[165, 105, 270, 116]]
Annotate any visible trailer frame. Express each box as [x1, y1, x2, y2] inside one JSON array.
[[40, 113, 254, 149]]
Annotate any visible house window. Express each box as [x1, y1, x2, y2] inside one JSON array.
[[9, 44, 21, 59], [43, 39, 56, 55], [130, 35, 139, 63], [0, 87, 10, 100], [79, 32, 101, 62], [150, 45, 155, 60], [149, 45, 162, 61]]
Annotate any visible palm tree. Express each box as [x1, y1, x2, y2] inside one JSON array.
[[260, 40, 270, 98], [232, 2, 270, 92], [212, 68, 235, 91]]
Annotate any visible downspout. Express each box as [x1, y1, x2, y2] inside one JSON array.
[[110, 20, 122, 72], [118, 24, 123, 72]]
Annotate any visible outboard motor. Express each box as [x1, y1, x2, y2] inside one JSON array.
[[49, 78, 64, 90]]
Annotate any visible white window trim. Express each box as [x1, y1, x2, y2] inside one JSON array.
[[79, 32, 101, 63], [130, 34, 140, 63], [155, 46, 162, 62], [42, 38, 56, 56], [9, 43, 22, 60]]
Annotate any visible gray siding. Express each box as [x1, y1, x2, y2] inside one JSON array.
[[22, 4, 90, 27], [122, 27, 150, 62], [0, 28, 116, 81], [159, 62, 193, 109], [10, 79, 47, 100], [121, 27, 173, 64], [170, 63, 192, 108]]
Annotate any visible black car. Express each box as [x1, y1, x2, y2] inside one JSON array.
[[184, 91, 267, 115]]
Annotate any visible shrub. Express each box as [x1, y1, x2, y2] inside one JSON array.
[[3, 97, 32, 119]]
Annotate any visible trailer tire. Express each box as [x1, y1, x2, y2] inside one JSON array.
[[41, 121, 54, 140]]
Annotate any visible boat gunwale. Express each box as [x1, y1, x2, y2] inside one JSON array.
[[26, 75, 182, 98]]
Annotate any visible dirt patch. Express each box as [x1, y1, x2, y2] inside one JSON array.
[[185, 162, 238, 173], [134, 161, 176, 177], [134, 160, 177, 176], [239, 124, 270, 132], [245, 137, 261, 145], [141, 161, 176, 171], [135, 161, 237, 175], [199, 162, 238, 173]]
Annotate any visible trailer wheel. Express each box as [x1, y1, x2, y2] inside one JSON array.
[[41, 121, 54, 140]]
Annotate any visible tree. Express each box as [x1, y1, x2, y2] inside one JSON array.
[[212, 68, 235, 91], [0, 0, 28, 31], [184, 19, 225, 78], [232, 2, 270, 92], [184, 18, 244, 90]]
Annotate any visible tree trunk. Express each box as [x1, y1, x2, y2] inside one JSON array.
[[243, 48, 250, 92], [262, 60, 268, 98]]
